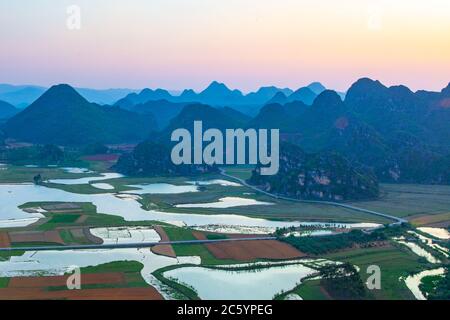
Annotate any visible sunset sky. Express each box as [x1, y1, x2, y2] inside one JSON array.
[[1, 0, 449, 92]]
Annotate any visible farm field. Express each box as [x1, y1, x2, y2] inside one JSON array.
[[192, 231, 305, 261], [277, 279, 330, 300], [323, 246, 428, 300], [0, 261, 163, 300], [162, 226, 238, 265], [0, 165, 96, 183], [0, 163, 449, 301], [349, 184, 450, 224], [275, 245, 431, 301]]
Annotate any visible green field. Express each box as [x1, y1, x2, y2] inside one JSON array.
[[5, 165, 447, 225], [278, 244, 429, 300], [163, 227, 237, 265], [139, 184, 390, 224], [42, 261, 150, 291], [222, 165, 254, 180], [0, 277, 10, 288], [152, 265, 200, 300], [2, 164, 449, 301], [43, 175, 209, 195], [0, 165, 98, 183], [349, 184, 450, 220], [324, 245, 428, 300], [276, 279, 330, 300], [0, 250, 25, 261], [17, 202, 170, 231], [49, 214, 81, 224]]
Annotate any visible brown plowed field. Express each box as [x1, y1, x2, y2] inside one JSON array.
[[409, 212, 450, 228], [0, 232, 11, 247], [69, 228, 85, 238], [9, 231, 65, 245], [152, 226, 176, 258], [0, 287, 163, 300], [8, 273, 126, 288], [1, 272, 163, 300], [193, 231, 305, 261]]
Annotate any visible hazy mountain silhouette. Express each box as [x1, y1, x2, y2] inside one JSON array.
[[75, 87, 138, 105], [3, 77, 449, 185], [114, 82, 305, 115], [163, 103, 245, 135], [0, 100, 18, 119], [196, 81, 244, 106], [130, 99, 189, 130], [0, 85, 46, 107], [4, 84, 156, 145], [115, 88, 173, 109], [0, 84, 137, 107], [244, 86, 293, 105], [266, 92, 289, 105], [249, 101, 308, 129], [249, 78, 450, 184], [261, 82, 330, 106], [179, 89, 198, 101], [288, 87, 318, 105], [307, 82, 326, 94]]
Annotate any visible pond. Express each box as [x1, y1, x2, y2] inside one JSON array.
[[395, 239, 440, 264], [91, 183, 115, 190], [62, 167, 94, 174], [0, 184, 301, 231], [404, 268, 445, 300], [163, 263, 316, 300], [0, 226, 200, 299], [175, 197, 273, 208], [123, 183, 198, 195], [186, 179, 241, 187], [48, 173, 124, 185], [417, 227, 450, 240]]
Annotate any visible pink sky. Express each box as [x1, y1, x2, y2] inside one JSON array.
[[1, 0, 449, 92]]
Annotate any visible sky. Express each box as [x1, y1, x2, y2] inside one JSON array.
[[1, 0, 450, 93]]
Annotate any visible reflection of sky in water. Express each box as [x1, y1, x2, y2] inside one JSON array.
[[164, 263, 316, 300], [123, 183, 198, 195], [0, 184, 301, 230], [48, 173, 123, 185]]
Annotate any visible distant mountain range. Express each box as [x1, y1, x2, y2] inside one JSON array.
[[114, 81, 334, 115], [0, 84, 138, 107], [2, 78, 450, 188], [251, 79, 450, 184], [1, 81, 336, 115], [0, 100, 18, 119], [3, 84, 156, 145], [0, 84, 47, 108], [140, 79, 450, 185]]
